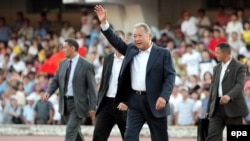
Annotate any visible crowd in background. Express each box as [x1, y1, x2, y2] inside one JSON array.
[[0, 5, 250, 126]]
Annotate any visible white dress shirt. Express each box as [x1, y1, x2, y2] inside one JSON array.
[[106, 54, 124, 98], [218, 59, 232, 97], [100, 22, 151, 91], [131, 46, 152, 91], [65, 54, 80, 96]]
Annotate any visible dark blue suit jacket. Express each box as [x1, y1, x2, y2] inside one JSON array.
[[102, 27, 175, 118]]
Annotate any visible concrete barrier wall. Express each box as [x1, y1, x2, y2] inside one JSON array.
[[0, 124, 227, 138]]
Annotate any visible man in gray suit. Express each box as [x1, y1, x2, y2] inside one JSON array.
[[42, 38, 97, 141], [206, 43, 249, 141]]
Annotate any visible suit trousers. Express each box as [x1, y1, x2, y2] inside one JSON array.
[[124, 93, 168, 141], [93, 97, 127, 141], [63, 98, 85, 141], [206, 98, 242, 141]]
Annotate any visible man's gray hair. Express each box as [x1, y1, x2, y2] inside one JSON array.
[[134, 23, 151, 34]]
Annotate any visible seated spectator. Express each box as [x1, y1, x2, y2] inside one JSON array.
[[34, 90, 53, 124], [214, 5, 229, 27], [239, 44, 250, 58], [199, 50, 217, 80], [228, 31, 245, 58], [181, 10, 198, 44], [242, 21, 250, 45], [200, 84, 210, 119], [34, 21, 46, 40], [169, 85, 182, 125], [196, 8, 211, 37], [7, 95, 22, 124], [208, 29, 226, 60], [22, 94, 35, 124], [181, 44, 201, 77], [18, 18, 34, 41], [226, 13, 243, 42], [174, 86, 195, 125], [0, 17, 11, 44]]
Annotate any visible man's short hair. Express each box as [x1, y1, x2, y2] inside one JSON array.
[[134, 23, 151, 34], [64, 38, 79, 51], [216, 42, 231, 54]]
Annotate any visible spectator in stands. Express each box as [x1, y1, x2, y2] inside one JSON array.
[[228, 31, 245, 58], [174, 86, 195, 125], [11, 56, 26, 74], [39, 12, 51, 32], [12, 11, 25, 32], [80, 8, 93, 36], [196, 8, 211, 37], [226, 13, 243, 42], [23, 74, 35, 95], [200, 84, 210, 118], [242, 21, 250, 45], [160, 22, 178, 45], [190, 91, 202, 125], [60, 21, 75, 43], [214, 5, 229, 27], [0, 73, 8, 96], [186, 75, 201, 94], [181, 10, 198, 44], [239, 44, 250, 58], [208, 29, 226, 60], [237, 8, 248, 25], [22, 94, 35, 124], [181, 44, 201, 77], [75, 31, 85, 47], [0, 17, 11, 44], [18, 19, 34, 41], [34, 22, 47, 40], [169, 85, 182, 125], [199, 50, 217, 80], [7, 95, 22, 124], [34, 90, 53, 124], [15, 82, 26, 107], [50, 12, 64, 35], [199, 29, 212, 48]]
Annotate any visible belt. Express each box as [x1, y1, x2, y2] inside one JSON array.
[[64, 96, 74, 99], [132, 90, 146, 95]]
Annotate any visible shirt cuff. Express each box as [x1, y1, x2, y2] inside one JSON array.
[[100, 22, 110, 31]]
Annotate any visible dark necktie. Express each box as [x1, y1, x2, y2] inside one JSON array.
[[64, 60, 72, 94]]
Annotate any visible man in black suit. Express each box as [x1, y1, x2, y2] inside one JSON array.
[[206, 43, 249, 141], [42, 38, 97, 141], [94, 5, 176, 141], [93, 30, 128, 141]]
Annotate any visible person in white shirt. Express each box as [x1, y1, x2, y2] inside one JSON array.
[[182, 44, 202, 77], [93, 30, 127, 141], [175, 86, 196, 125], [226, 13, 243, 42], [94, 5, 176, 141], [181, 10, 198, 44]]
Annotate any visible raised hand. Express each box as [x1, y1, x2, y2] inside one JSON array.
[[94, 5, 107, 24]]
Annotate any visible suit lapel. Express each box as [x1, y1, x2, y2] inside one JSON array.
[[222, 59, 235, 82], [62, 60, 69, 89], [214, 65, 222, 91], [146, 46, 158, 73], [73, 57, 82, 80], [120, 47, 139, 74], [107, 53, 114, 78]]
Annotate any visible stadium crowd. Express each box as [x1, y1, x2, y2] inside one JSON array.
[[0, 5, 250, 126]]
